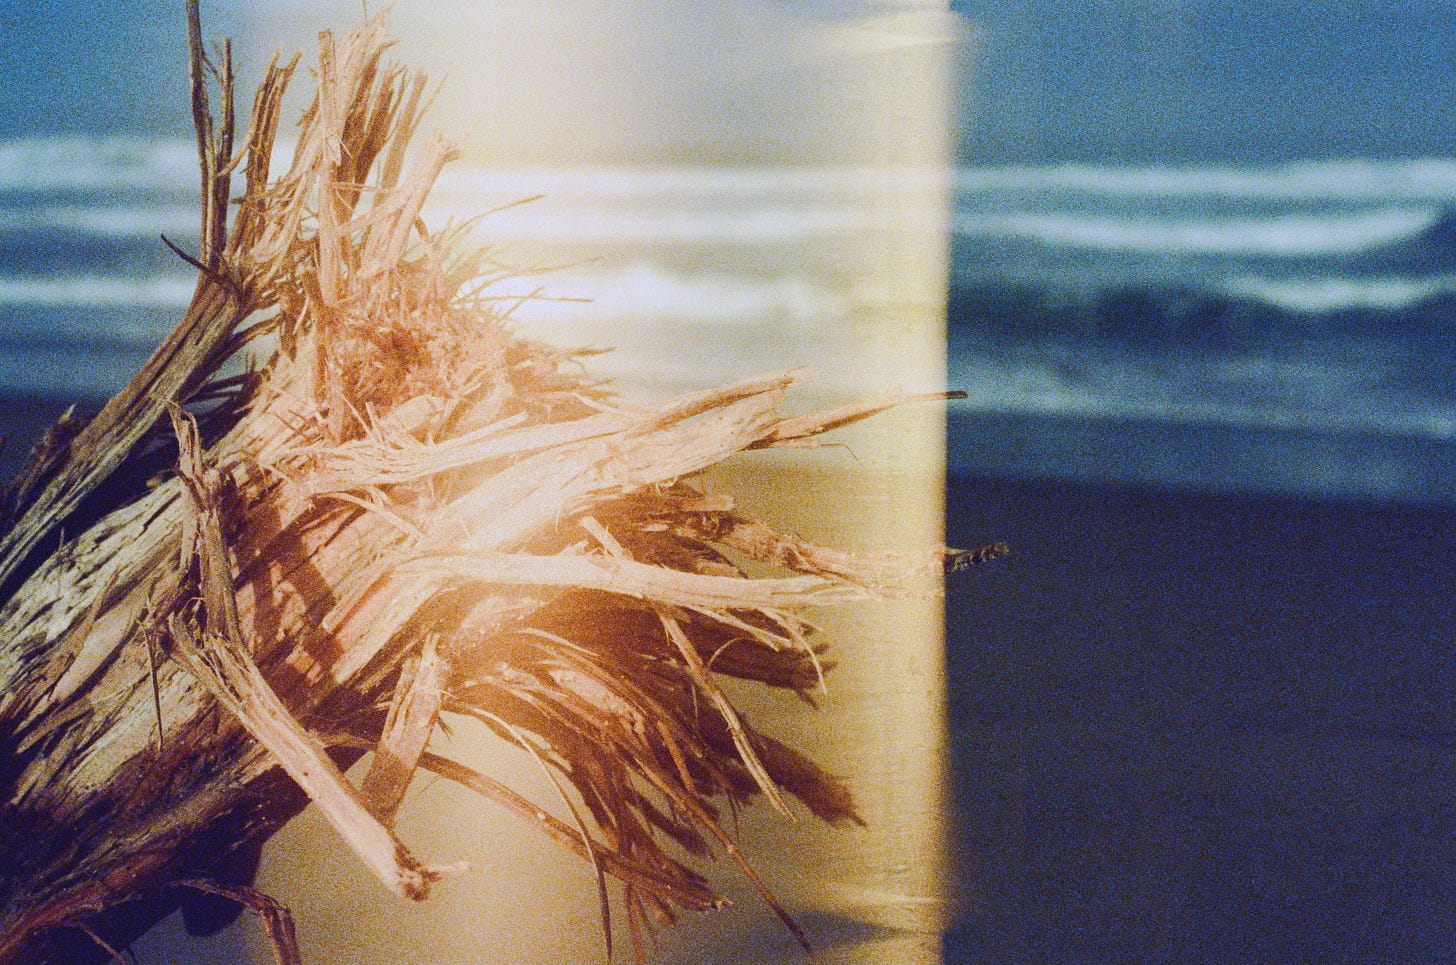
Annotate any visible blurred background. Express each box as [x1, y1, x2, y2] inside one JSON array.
[[941, 4, 1456, 964], [4, 0, 1456, 962], [0, 1, 956, 962]]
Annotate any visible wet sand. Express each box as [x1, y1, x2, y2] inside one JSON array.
[[944, 473, 1456, 964], [11, 388, 1456, 963]]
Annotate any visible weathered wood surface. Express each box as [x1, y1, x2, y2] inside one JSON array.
[[0, 11, 976, 964]]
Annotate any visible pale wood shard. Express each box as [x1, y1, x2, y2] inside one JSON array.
[[0, 278, 242, 592], [168, 616, 467, 902], [748, 389, 960, 449], [0, 8, 988, 964], [359, 633, 449, 825], [395, 551, 876, 610], [169, 409, 466, 901]]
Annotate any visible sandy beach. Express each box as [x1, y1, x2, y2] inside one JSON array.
[[8, 383, 1455, 964], [944, 472, 1456, 964], [17, 370, 1456, 965], [16, 412, 942, 964], [232, 454, 950, 965]]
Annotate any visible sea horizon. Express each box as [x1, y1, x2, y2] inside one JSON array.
[[0, 135, 1451, 506]]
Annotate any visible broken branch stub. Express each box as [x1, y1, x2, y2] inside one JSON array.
[[0, 11, 987, 964]]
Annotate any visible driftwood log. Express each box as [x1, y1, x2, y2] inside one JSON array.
[[0, 9, 993, 963]]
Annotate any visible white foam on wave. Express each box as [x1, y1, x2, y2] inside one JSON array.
[[499, 261, 860, 395], [441, 199, 872, 246], [562, 262, 849, 324], [0, 203, 198, 237], [502, 261, 849, 335], [1221, 274, 1456, 314], [956, 158, 1456, 204], [0, 137, 946, 246], [954, 206, 1440, 257], [0, 137, 196, 193], [949, 351, 1456, 441], [422, 163, 947, 247], [435, 164, 945, 203], [0, 275, 195, 308]]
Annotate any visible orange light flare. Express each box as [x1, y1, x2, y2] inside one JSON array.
[[153, 4, 978, 963]]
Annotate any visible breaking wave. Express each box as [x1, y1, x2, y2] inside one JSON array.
[[952, 207, 1442, 258]]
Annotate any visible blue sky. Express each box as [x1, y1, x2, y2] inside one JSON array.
[[0, 1, 249, 140], [3, 1, 1454, 164], [0, 1, 957, 165], [953, 0, 1456, 162]]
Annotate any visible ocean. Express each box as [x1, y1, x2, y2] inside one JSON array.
[[7, 136, 1456, 964], [947, 158, 1456, 503], [1, 139, 1452, 505]]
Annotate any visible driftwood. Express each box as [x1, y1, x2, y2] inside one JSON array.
[[0, 8, 994, 964]]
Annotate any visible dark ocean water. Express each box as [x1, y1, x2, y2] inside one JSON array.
[[0, 138, 196, 411], [947, 159, 1456, 505], [3, 140, 1453, 504]]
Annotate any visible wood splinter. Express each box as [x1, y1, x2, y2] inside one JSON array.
[[0, 7, 994, 963]]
